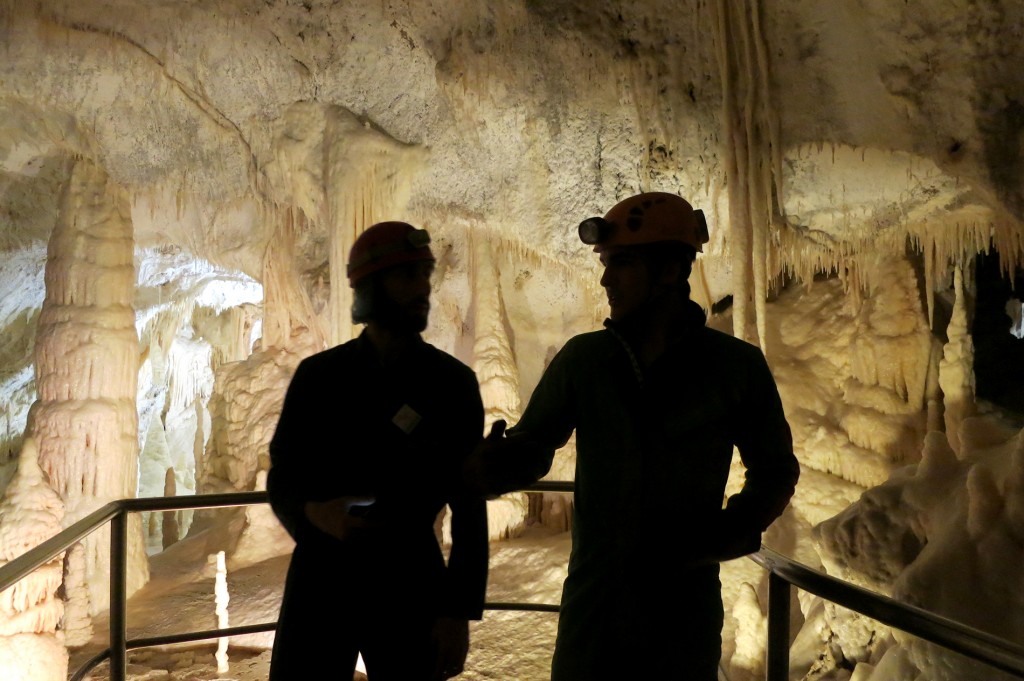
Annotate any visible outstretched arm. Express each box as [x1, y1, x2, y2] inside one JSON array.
[[464, 345, 578, 497]]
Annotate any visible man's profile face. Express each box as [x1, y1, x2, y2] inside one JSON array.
[[375, 260, 435, 332], [598, 246, 655, 322]]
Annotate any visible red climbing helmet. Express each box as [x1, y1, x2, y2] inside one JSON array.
[[347, 221, 435, 287]]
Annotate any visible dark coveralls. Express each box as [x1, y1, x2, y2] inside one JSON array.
[[267, 332, 488, 679], [510, 301, 799, 680]]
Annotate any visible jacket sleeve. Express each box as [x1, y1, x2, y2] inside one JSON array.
[[726, 349, 800, 533], [442, 368, 489, 620], [266, 358, 319, 540], [500, 343, 578, 488]]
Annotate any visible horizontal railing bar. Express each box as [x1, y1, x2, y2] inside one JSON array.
[[485, 601, 560, 613], [524, 481, 574, 493], [1, 493, 270, 595], [752, 547, 1024, 677], [115, 602, 558, 651], [3, 485, 570, 596], [67, 625, 281, 681], [71, 602, 559, 679], [119, 490, 268, 513], [0, 501, 120, 593], [129, 621, 278, 648]]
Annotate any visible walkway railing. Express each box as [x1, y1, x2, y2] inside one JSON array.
[[1, 481, 1023, 680], [752, 548, 1024, 679]]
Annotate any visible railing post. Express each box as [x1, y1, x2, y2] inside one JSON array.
[[110, 510, 128, 680], [766, 571, 791, 681]]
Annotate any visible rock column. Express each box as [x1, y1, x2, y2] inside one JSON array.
[[28, 159, 148, 644]]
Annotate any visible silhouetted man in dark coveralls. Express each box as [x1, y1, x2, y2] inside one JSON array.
[[267, 221, 488, 680], [468, 193, 799, 680]]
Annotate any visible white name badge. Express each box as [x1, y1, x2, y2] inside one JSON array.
[[392, 404, 422, 434]]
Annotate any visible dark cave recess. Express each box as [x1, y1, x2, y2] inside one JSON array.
[[972, 251, 1024, 418]]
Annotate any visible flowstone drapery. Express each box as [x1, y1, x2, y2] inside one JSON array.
[[471, 233, 529, 540]]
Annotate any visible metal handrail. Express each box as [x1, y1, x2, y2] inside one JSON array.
[[0, 491, 267, 597], [0, 491, 268, 680], [0, 485, 567, 680], [753, 547, 1024, 679], [69, 622, 279, 681], [3, 482, 1024, 680]]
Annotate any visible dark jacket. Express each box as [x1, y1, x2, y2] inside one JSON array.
[[509, 301, 799, 678], [267, 332, 488, 620]]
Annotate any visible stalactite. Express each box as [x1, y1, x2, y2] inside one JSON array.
[[469, 231, 529, 540], [712, 0, 782, 352], [321, 107, 426, 345], [260, 206, 326, 354], [167, 337, 213, 416], [924, 233, 936, 328], [27, 158, 148, 634]]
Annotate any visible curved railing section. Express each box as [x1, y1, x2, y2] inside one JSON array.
[[752, 547, 1024, 679], [2, 481, 1023, 680]]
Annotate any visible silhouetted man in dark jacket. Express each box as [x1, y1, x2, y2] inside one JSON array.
[[469, 193, 799, 680], [268, 221, 488, 680]]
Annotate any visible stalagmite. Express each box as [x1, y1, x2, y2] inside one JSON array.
[[0, 438, 67, 681], [161, 467, 178, 550], [26, 158, 148, 641], [1007, 296, 1024, 339], [729, 583, 767, 679], [938, 265, 976, 457], [213, 550, 229, 673]]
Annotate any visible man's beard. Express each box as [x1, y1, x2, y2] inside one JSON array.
[[373, 294, 429, 333]]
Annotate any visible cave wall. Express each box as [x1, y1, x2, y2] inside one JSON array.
[[1, 1, 1024, 677]]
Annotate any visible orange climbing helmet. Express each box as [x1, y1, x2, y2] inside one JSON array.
[[578, 192, 709, 253], [347, 221, 435, 287]]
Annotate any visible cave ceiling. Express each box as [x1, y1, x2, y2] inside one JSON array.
[[0, 1, 1020, 283]]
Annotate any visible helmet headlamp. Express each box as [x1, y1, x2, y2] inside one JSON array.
[[693, 209, 709, 247], [406, 228, 431, 248], [578, 217, 614, 246]]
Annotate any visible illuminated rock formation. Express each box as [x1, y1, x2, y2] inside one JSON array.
[[26, 159, 147, 644], [0, 1, 1022, 679], [0, 438, 67, 681]]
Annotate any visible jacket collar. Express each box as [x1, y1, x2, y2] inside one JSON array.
[[603, 300, 707, 383]]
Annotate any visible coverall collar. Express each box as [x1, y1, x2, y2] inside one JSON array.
[[356, 327, 428, 370], [603, 299, 707, 383]]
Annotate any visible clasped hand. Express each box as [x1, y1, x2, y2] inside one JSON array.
[[304, 496, 378, 541]]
